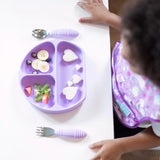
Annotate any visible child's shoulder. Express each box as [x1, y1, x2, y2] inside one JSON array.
[[112, 41, 160, 128], [112, 41, 160, 97]]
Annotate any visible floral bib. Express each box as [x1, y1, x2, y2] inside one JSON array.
[[112, 41, 160, 128]]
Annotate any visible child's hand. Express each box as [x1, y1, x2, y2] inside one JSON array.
[[77, 0, 112, 24], [89, 139, 123, 160]]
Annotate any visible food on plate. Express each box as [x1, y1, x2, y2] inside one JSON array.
[[38, 61, 49, 72], [62, 86, 78, 100], [26, 49, 51, 73], [42, 94, 49, 104], [46, 57, 52, 62], [26, 59, 32, 65], [35, 94, 43, 101], [25, 86, 32, 96], [63, 49, 78, 62], [31, 58, 50, 72], [32, 71, 38, 74], [31, 59, 41, 70], [31, 52, 37, 58], [37, 50, 49, 61], [67, 81, 73, 87], [72, 74, 82, 84], [34, 83, 51, 104], [40, 83, 50, 94], [75, 64, 82, 71], [34, 84, 43, 95]]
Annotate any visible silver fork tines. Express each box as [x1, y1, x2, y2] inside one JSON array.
[[36, 126, 45, 136]]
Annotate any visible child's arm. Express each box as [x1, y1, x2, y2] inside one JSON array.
[[77, 0, 121, 31], [89, 127, 160, 160], [118, 127, 160, 152]]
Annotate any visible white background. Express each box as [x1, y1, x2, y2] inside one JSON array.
[[0, 0, 113, 159]]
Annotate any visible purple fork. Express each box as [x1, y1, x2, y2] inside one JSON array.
[[36, 126, 87, 138]]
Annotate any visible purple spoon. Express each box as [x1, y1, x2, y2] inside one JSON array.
[[32, 28, 79, 39]]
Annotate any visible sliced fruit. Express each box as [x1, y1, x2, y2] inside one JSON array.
[[25, 86, 32, 96], [26, 59, 32, 65], [38, 61, 49, 72], [63, 49, 78, 62], [42, 94, 49, 104], [34, 83, 51, 103], [37, 50, 49, 60], [32, 59, 41, 70]]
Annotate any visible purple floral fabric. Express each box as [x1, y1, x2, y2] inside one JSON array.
[[112, 41, 160, 128]]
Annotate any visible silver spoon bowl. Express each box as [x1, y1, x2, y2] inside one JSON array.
[[32, 29, 48, 39], [32, 29, 79, 39]]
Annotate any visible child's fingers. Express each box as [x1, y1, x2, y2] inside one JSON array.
[[92, 0, 99, 3], [84, 0, 92, 3], [77, 2, 90, 10], [98, 0, 103, 3], [79, 17, 94, 23], [89, 141, 104, 149], [80, 0, 91, 3]]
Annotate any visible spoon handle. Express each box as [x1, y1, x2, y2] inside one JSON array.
[[49, 29, 79, 38]]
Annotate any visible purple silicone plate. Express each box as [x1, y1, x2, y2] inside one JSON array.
[[19, 40, 86, 113]]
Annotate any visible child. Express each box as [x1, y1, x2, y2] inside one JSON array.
[[78, 0, 160, 160]]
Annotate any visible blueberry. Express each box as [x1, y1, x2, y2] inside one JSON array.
[[26, 59, 32, 65], [46, 57, 51, 62], [31, 52, 37, 58]]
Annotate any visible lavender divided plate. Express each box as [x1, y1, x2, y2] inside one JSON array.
[[19, 41, 86, 113]]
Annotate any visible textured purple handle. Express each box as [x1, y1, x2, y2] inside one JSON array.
[[55, 129, 87, 138], [49, 29, 79, 38]]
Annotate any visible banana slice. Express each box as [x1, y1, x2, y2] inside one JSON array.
[[37, 50, 49, 60], [31, 59, 41, 70], [38, 61, 49, 72]]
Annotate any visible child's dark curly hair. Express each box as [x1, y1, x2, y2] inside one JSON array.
[[121, 0, 160, 87]]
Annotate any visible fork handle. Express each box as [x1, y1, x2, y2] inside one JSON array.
[[49, 29, 79, 38], [55, 129, 87, 138]]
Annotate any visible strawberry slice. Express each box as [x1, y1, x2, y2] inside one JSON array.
[[42, 94, 49, 104], [25, 86, 32, 96]]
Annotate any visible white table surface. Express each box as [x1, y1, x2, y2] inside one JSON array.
[[0, 0, 113, 159]]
